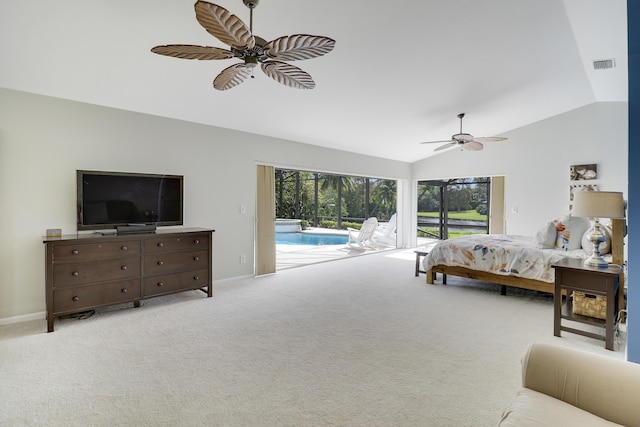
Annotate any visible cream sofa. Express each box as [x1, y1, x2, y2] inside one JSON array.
[[499, 342, 640, 426]]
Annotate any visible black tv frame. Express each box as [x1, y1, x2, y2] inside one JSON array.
[[76, 170, 184, 231]]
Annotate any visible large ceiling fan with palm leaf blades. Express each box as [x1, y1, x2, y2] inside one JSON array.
[[420, 113, 508, 151], [151, 0, 335, 91]]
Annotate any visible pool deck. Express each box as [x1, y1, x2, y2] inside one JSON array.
[[277, 227, 374, 270], [276, 227, 437, 270]]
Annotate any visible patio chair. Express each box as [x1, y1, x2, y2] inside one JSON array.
[[373, 213, 397, 247], [347, 217, 378, 249]]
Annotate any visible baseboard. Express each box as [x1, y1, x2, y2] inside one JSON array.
[[0, 311, 46, 326]]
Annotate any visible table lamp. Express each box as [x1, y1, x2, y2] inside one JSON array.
[[571, 191, 625, 268]]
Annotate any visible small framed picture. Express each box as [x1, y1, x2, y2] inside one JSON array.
[[46, 228, 62, 238], [570, 164, 597, 181]]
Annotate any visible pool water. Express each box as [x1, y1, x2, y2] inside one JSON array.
[[276, 232, 348, 245]]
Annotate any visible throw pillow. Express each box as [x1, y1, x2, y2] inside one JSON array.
[[555, 214, 591, 251], [533, 220, 557, 249]]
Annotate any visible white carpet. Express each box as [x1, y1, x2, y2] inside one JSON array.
[[0, 249, 625, 427]]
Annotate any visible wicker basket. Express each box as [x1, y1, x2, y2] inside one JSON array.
[[573, 291, 607, 320]]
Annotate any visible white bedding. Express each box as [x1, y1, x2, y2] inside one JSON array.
[[423, 234, 587, 283]]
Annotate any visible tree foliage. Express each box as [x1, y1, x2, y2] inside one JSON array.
[[275, 169, 397, 227]]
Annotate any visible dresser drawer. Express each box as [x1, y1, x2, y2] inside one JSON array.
[[143, 269, 209, 297], [144, 249, 209, 276], [53, 256, 141, 287], [53, 241, 141, 262], [144, 233, 209, 254], [54, 279, 141, 314]]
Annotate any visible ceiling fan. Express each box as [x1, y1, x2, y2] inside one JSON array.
[[151, 0, 336, 91], [420, 113, 507, 152]]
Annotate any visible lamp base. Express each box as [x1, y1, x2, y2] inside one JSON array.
[[584, 220, 608, 268], [583, 254, 609, 268]]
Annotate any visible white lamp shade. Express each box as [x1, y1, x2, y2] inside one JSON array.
[[572, 191, 625, 219]]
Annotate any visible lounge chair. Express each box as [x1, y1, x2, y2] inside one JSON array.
[[373, 213, 397, 247], [347, 217, 378, 249]]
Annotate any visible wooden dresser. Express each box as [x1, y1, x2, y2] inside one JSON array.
[[43, 228, 214, 332]]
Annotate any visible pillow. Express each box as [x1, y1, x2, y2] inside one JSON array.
[[555, 214, 591, 251], [581, 224, 612, 255], [533, 221, 557, 249]]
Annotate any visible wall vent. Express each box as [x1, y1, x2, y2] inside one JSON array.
[[593, 59, 615, 70]]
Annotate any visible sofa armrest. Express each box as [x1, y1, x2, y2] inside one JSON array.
[[521, 343, 640, 426]]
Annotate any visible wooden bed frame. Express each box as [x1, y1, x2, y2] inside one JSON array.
[[426, 219, 626, 310]]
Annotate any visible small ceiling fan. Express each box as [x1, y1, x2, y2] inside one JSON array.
[[420, 113, 507, 151], [151, 0, 335, 91]]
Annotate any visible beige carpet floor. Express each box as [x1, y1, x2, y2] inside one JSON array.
[[0, 249, 625, 426]]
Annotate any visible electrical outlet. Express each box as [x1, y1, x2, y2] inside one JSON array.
[[240, 255, 246, 264], [240, 204, 246, 214]]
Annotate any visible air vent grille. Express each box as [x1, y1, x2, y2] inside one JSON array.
[[593, 59, 615, 70]]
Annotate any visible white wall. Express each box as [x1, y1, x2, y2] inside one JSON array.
[[0, 89, 628, 323], [0, 88, 410, 322], [412, 102, 628, 236]]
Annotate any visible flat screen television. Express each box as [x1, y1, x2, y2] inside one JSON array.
[[77, 170, 184, 231]]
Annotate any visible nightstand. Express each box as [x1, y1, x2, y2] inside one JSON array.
[[552, 257, 621, 350]]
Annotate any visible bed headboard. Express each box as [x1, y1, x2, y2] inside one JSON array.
[[611, 218, 626, 267]]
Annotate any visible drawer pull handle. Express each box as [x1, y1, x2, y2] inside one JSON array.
[[157, 282, 164, 287], [121, 265, 128, 270], [157, 261, 164, 266], [121, 246, 128, 251], [121, 288, 128, 294], [72, 296, 79, 302], [193, 256, 200, 261], [71, 250, 79, 255], [157, 242, 164, 247], [193, 276, 200, 281], [72, 271, 79, 277], [194, 239, 200, 245]]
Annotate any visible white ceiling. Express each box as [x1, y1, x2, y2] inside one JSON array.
[[0, 0, 627, 162]]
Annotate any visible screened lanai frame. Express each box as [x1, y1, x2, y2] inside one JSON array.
[[274, 168, 397, 229], [416, 177, 494, 240]]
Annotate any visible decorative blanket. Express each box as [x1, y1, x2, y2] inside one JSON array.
[[423, 234, 585, 283]]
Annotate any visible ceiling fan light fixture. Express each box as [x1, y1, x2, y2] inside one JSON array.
[[419, 113, 508, 152], [150, 0, 335, 91], [245, 56, 258, 68]]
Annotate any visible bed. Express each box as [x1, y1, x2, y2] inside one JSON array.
[[423, 218, 626, 304]]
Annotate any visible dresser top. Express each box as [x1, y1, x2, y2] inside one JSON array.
[[43, 227, 214, 243]]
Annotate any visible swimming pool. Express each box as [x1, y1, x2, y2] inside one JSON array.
[[276, 232, 348, 245]]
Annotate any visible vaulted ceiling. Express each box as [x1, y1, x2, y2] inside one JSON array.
[[0, 0, 627, 162]]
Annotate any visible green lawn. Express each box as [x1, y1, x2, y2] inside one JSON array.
[[418, 209, 487, 239], [418, 210, 487, 221], [417, 227, 480, 240]]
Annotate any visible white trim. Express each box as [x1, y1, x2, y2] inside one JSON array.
[[0, 311, 46, 326]]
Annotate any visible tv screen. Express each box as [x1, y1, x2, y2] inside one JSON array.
[[77, 170, 184, 230]]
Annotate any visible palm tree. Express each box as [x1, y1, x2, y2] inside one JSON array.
[[371, 180, 397, 220], [319, 174, 355, 227]]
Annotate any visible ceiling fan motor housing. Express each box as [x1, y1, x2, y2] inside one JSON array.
[[453, 133, 473, 142]]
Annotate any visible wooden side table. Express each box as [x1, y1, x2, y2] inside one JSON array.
[[414, 249, 446, 283], [415, 250, 429, 276], [552, 258, 621, 350]]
